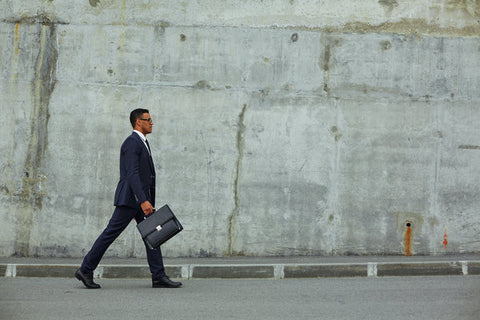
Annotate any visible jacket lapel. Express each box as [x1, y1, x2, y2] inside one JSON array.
[[132, 132, 155, 174]]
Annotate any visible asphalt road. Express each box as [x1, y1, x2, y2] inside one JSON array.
[[1, 276, 479, 320]]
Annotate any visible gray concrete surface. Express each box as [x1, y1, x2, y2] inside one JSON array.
[[1, 1, 480, 259], [1, 276, 480, 320]]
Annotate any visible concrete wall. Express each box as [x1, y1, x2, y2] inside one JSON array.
[[1, 0, 479, 258]]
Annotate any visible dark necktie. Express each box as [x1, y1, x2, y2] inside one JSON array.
[[145, 139, 151, 155]]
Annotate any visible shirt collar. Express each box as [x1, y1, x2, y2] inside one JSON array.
[[133, 130, 146, 141]]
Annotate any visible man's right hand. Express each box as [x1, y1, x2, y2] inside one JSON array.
[[141, 201, 154, 215]]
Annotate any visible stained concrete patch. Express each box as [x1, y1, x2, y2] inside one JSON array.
[[377, 263, 463, 276], [89, 0, 100, 7], [283, 264, 367, 278], [102, 265, 182, 279], [15, 265, 77, 278], [468, 262, 480, 275], [192, 265, 274, 278], [102, 266, 151, 279]]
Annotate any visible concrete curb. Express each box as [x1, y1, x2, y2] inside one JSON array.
[[2, 260, 479, 279]]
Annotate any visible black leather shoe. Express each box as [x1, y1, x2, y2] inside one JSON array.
[[152, 276, 182, 288], [75, 268, 101, 289]]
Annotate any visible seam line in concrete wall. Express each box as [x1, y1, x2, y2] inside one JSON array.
[[4, 16, 480, 38]]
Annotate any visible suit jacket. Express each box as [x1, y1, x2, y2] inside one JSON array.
[[114, 132, 156, 209]]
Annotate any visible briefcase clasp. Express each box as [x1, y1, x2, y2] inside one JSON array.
[[156, 225, 162, 232]]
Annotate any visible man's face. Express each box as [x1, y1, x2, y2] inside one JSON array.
[[136, 113, 153, 135]]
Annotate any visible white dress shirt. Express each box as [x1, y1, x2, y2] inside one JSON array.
[[133, 130, 150, 155]]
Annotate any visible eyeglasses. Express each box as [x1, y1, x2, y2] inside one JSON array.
[[139, 118, 153, 123]]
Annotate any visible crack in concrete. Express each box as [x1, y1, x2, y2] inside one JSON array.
[[227, 104, 247, 256], [14, 18, 57, 257], [322, 43, 330, 94]]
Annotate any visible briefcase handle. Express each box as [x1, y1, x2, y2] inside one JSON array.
[[143, 208, 156, 219]]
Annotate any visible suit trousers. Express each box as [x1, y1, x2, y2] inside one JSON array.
[[80, 206, 166, 280]]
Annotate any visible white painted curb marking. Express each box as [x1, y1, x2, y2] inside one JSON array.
[[367, 262, 377, 277]]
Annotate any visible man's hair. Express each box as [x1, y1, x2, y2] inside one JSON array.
[[130, 108, 150, 128]]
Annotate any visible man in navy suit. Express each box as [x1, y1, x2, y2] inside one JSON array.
[[75, 109, 182, 289]]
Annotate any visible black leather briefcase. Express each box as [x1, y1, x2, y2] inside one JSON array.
[[137, 204, 183, 249]]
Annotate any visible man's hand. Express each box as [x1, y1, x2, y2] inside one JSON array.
[[141, 201, 154, 215]]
